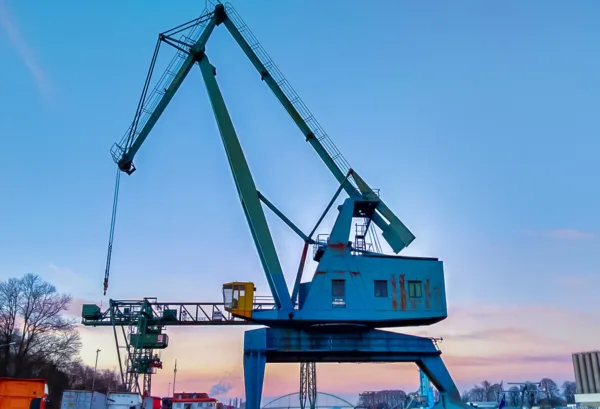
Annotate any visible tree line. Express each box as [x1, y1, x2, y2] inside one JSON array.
[[0, 273, 122, 407], [462, 379, 577, 407], [2, 273, 578, 409], [358, 378, 577, 409]]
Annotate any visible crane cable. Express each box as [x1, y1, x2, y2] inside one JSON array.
[[103, 168, 121, 295]]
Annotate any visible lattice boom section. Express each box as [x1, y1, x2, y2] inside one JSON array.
[[112, 9, 214, 161], [224, 3, 354, 182]]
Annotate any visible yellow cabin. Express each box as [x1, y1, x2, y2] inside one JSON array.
[[222, 282, 255, 319]]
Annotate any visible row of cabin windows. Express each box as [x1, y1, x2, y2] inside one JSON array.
[[331, 279, 423, 298]]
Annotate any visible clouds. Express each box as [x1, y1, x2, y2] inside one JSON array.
[[43, 263, 90, 294], [66, 297, 93, 318], [210, 381, 233, 396], [0, 0, 53, 101]]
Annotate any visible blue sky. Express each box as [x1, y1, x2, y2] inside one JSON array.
[[1, 0, 600, 399]]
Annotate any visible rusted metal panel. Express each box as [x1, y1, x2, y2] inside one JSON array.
[[399, 274, 407, 311], [409, 299, 417, 310], [390, 274, 398, 310], [424, 278, 431, 310], [433, 285, 441, 311]]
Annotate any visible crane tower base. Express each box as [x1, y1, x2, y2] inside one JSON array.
[[243, 327, 466, 409]]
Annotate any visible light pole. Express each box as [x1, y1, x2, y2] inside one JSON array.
[[172, 360, 177, 396], [0, 342, 16, 348], [90, 349, 101, 409], [91, 349, 101, 391]]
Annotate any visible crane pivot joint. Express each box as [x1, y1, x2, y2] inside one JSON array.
[[190, 49, 206, 63], [214, 4, 226, 26]]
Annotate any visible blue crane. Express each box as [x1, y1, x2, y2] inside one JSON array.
[[420, 369, 436, 409], [103, 3, 467, 409]]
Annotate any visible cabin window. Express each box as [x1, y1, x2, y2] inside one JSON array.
[[332, 279, 345, 297], [374, 280, 388, 297], [408, 280, 422, 298]]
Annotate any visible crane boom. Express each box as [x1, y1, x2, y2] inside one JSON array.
[[198, 53, 293, 310], [112, 12, 217, 173], [107, 3, 415, 303], [219, 8, 415, 252]]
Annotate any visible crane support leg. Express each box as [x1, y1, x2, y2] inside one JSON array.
[[243, 348, 267, 409], [300, 362, 316, 409], [243, 328, 465, 409], [197, 55, 293, 311]]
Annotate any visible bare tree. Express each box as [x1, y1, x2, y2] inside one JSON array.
[[466, 381, 498, 402], [562, 381, 576, 404], [539, 378, 559, 407], [507, 386, 521, 407], [470, 386, 485, 402], [0, 274, 126, 408], [0, 278, 20, 337], [0, 277, 23, 375], [67, 362, 122, 393], [524, 382, 538, 408], [461, 391, 471, 403], [489, 383, 503, 401], [357, 390, 408, 409], [464, 379, 572, 408], [0, 273, 81, 376]]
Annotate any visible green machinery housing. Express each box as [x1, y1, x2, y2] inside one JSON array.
[[81, 298, 256, 395], [82, 300, 169, 394]]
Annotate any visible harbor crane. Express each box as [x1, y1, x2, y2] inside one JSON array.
[[93, 2, 467, 409]]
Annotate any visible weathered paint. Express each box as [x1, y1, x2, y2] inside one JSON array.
[[390, 274, 398, 310], [410, 299, 417, 310], [350, 271, 359, 277], [433, 285, 441, 310], [328, 243, 346, 249], [314, 271, 326, 275], [399, 274, 407, 310], [424, 278, 431, 310], [328, 243, 346, 256]]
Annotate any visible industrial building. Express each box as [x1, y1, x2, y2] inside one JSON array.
[[573, 351, 600, 408]]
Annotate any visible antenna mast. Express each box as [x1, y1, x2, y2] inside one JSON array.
[[173, 359, 178, 394]]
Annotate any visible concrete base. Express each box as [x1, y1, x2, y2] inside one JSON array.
[[575, 393, 600, 407]]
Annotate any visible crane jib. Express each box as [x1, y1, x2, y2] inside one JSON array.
[[103, 3, 414, 304]]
